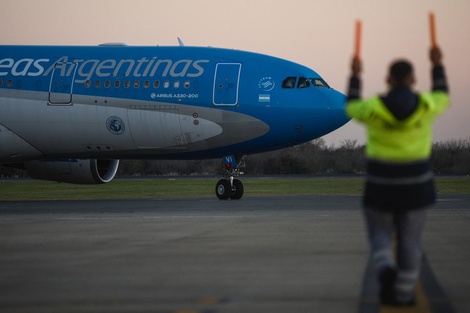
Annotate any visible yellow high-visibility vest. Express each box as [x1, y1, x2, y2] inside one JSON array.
[[346, 91, 449, 162]]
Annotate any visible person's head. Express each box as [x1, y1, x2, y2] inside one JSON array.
[[387, 60, 415, 87]]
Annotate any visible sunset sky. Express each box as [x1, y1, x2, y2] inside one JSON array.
[[2, 0, 469, 145]]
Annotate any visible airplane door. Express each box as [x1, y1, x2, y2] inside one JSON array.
[[48, 62, 77, 105], [213, 63, 241, 106]]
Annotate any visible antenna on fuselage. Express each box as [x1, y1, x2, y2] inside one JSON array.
[[177, 37, 185, 46]]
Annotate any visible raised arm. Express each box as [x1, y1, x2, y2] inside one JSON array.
[[430, 47, 448, 93], [347, 57, 362, 101]]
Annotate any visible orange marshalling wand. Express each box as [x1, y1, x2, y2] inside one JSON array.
[[354, 20, 362, 60], [429, 12, 437, 48]]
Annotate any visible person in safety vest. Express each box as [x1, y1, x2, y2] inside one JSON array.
[[346, 46, 449, 306]]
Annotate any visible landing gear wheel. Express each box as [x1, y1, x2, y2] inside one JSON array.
[[216, 179, 231, 200], [216, 154, 247, 200], [230, 179, 244, 200]]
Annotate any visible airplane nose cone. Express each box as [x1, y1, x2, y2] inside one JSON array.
[[328, 89, 350, 130]]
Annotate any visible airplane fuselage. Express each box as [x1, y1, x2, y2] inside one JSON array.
[[0, 45, 348, 162]]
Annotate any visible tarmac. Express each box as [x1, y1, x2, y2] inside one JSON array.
[[0, 194, 468, 313]]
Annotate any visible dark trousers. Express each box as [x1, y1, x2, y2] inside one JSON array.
[[364, 206, 428, 301]]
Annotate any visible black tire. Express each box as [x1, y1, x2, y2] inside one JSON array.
[[215, 179, 231, 200], [230, 179, 244, 200]]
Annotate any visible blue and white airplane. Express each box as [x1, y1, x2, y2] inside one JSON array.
[[0, 42, 349, 199]]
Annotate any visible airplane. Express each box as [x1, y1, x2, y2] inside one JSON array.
[[0, 42, 349, 200]]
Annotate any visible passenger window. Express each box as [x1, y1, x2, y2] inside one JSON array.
[[104, 80, 111, 88], [95, 80, 101, 88], [0, 79, 3, 87], [114, 80, 120, 88], [297, 77, 310, 88], [184, 80, 190, 89], [144, 80, 150, 88], [85, 80, 91, 88], [153, 80, 160, 88], [124, 80, 130, 88], [134, 80, 140, 88], [163, 80, 170, 88], [282, 77, 296, 88], [174, 81, 180, 89]]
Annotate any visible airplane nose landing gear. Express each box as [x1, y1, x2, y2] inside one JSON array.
[[215, 154, 246, 200]]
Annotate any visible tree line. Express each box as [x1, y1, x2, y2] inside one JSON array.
[[1, 139, 469, 178]]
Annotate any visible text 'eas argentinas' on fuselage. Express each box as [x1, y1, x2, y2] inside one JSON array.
[[0, 56, 210, 83]]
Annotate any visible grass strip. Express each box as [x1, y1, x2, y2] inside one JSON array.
[[0, 176, 468, 201]]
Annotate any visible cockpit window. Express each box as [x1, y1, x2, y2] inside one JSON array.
[[282, 77, 296, 88], [310, 78, 330, 88], [282, 76, 330, 89], [297, 77, 310, 88]]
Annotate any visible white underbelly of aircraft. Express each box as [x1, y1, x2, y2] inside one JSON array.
[[127, 109, 223, 149]]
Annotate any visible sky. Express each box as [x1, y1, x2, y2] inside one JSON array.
[[1, 0, 469, 146]]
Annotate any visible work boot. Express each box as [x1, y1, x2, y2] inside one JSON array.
[[379, 266, 397, 305]]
